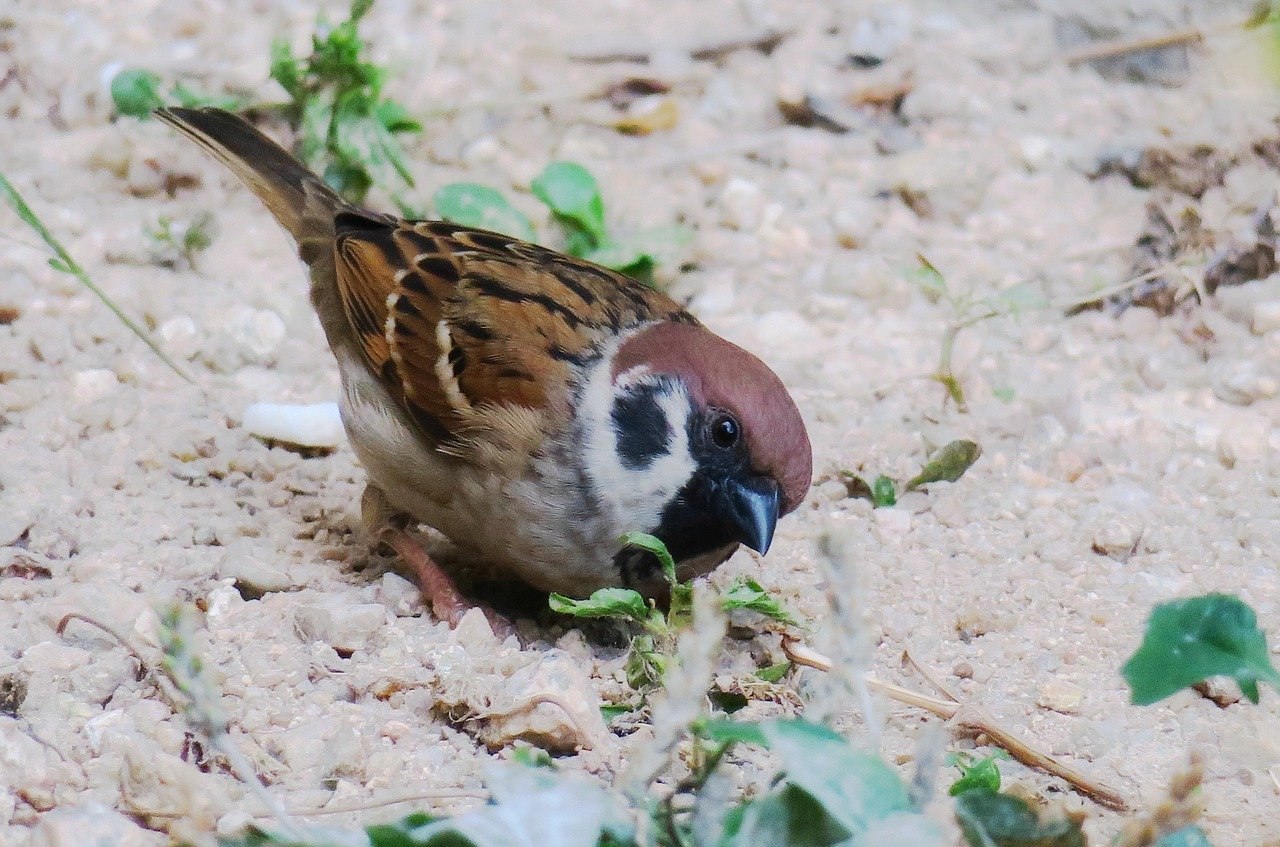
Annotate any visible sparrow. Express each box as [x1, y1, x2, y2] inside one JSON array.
[[157, 107, 812, 627]]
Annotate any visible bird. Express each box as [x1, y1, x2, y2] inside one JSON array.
[[157, 107, 812, 631]]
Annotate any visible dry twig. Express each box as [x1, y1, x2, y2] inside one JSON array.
[[782, 636, 1129, 811]]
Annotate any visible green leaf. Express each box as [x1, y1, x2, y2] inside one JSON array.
[[947, 752, 1004, 796], [366, 812, 439, 847], [599, 704, 631, 723], [761, 720, 913, 835], [433, 183, 536, 241], [720, 578, 799, 626], [405, 763, 631, 847], [170, 81, 247, 112], [1122, 593, 1280, 705], [375, 99, 422, 134], [905, 439, 982, 491], [1153, 826, 1213, 847], [871, 475, 897, 507], [510, 747, 553, 769], [954, 790, 1084, 847], [582, 241, 656, 282], [110, 69, 163, 118], [668, 580, 694, 632], [910, 253, 948, 303], [723, 784, 853, 847], [697, 718, 768, 747], [624, 636, 666, 690], [269, 39, 303, 100], [531, 162, 607, 247], [349, 0, 375, 23], [548, 588, 649, 623], [755, 661, 791, 683], [619, 532, 677, 587]]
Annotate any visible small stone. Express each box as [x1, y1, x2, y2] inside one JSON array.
[[158, 315, 201, 360], [1210, 360, 1279, 406], [718, 177, 765, 231], [223, 306, 287, 364], [1037, 679, 1084, 714], [0, 380, 43, 412], [294, 601, 386, 654], [953, 661, 974, 679], [72, 368, 119, 405], [377, 572, 424, 617], [1091, 515, 1143, 560], [476, 651, 608, 754], [873, 507, 912, 542], [1253, 301, 1280, 335], [242, 401, 345, 449]]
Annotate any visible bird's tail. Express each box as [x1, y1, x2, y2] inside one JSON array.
[[155, 107, 342, 254]]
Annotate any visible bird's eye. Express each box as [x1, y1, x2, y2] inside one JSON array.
[[710, 414, 740, 449]]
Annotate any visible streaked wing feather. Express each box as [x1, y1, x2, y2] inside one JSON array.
[[332, 219, 691, 448]]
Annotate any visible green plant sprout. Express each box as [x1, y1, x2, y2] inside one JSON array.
[[550, 532, 798, 692], [910, 254, 1047, 412], [434, 163, 691, 285], [946, 750, 1007, 796], [0, 171, 188, 380], [110, 69, 249, 119], [841, 439, 983, 508], [268, 0, 421, 204], [154, 591, 1277, 845], [145, 211, 216, 271], [110, 0, 420, 207]]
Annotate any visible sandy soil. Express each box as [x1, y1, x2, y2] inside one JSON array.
[[3, 0, 1280, 843]]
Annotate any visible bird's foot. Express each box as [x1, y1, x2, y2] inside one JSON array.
[[385, 530, 517, 641]]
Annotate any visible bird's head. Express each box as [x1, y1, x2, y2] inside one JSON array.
[[584, 320, 812, 589]]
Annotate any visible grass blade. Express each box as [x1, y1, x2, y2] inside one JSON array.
[[0, 172, 189, 381]]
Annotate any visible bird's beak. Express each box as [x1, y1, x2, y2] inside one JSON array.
[[721, 476, 781, 555]]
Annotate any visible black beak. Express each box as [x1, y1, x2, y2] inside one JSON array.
[[720, 476, 781, 555]]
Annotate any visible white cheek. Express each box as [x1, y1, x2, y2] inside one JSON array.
[[578, 355, 695, 536]]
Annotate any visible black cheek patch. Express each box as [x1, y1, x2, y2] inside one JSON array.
[[612, 385, 672, 471]]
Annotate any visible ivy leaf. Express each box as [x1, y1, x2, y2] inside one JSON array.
[[531, 162, 607, 247], [712, 719, 917, 844], [947, 752, 1005, 796], [954, 790, 1084, 847], [755, 661, 791, 683], [721, 578, 799, 626], [872, 475, 897, 507], [110, 69, 164, 118], [548, 588, 649, 624], [620, 532, 677, 586], [433, 183, 536, 241], [905, 440, 982, 491], [1122, 593, 1280, 705], [761, 720, 913, 835]]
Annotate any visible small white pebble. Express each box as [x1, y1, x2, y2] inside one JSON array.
[[1037, 679, 1084, 714], [72, 369, 118, 405], [1253, 301, 1280, 335], [242, 401, 345, 449]]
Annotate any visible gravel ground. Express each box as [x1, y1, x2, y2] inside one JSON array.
[[3, 0, 1280, 844]]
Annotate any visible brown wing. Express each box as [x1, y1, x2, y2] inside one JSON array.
[[331, 217, 693, 446]]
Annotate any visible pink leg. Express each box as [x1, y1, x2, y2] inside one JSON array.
[[386, 530, 516, 640]]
